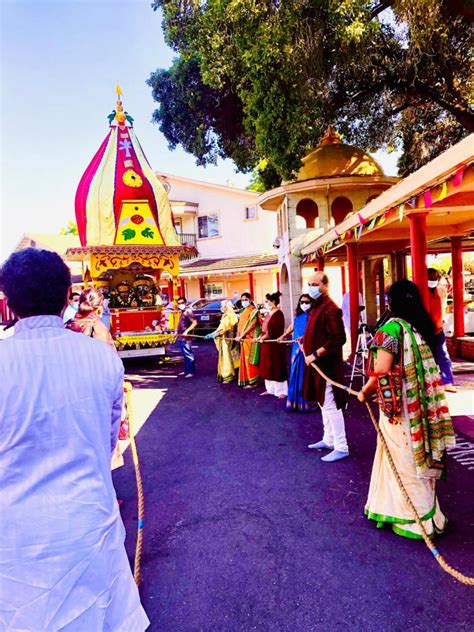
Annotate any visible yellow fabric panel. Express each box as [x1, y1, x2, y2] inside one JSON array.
[[115, 200, 164, 245], [129, 129, 180, 247], [86, 129, 118, 246], [114, 333, 177, 346]]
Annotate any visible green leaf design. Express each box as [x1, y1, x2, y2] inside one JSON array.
[[141, 227, 154, 239], [122, 228, 136, 241]]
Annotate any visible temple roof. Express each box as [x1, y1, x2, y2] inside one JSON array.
[[295, 126, 384, 181]]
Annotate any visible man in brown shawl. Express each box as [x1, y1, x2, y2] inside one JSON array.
[[302, 272, 349, 462]]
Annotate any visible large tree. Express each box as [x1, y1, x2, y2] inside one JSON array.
[[148, 0, 473, 186]]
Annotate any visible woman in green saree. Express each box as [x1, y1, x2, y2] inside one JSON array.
[[358, 280, 455, 539], [235, 292, 261, 388]]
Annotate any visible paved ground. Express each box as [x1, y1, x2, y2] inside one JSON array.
[[114, 342, 474, 632]]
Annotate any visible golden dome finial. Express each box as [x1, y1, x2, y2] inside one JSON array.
[[320, 125, 342, 146]]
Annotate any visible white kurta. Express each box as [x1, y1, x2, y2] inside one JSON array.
[[0, 316, 149, 631]]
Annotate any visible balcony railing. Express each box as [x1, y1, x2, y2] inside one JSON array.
[[178, 232, 197, 248]]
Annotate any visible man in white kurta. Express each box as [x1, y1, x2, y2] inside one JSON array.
[[0, 249, 149, 631]]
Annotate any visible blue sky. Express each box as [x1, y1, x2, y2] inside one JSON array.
[[0, 0, 399, 259]]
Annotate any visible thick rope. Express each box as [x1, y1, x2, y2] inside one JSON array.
[[124, 382, 145, 586], [179, 331, 474, 584], [307, 360, 474, 586]]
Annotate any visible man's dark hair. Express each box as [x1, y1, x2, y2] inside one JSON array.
[[69, 291, 80, 300], [0, 248, 71, 318], [241, 292, 252, 300], [177, 296, 187, 303]]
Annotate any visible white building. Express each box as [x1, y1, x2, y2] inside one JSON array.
[[158, 173, 279, 303]]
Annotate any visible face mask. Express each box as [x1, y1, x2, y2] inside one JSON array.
[[300, 303, 311, 312], [241, 300, 250, 308], [308, 286, 321, 300], [428, 280, 438, 289], [178, 304, 186, 311], [264, 302, 272, 310]]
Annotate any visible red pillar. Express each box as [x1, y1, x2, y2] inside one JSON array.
[[395, 251, 405, 281], [248, 272, 255, 298], [179, 278, 186, 298], [408, 212, 429, 307], [276, 271, 280, 291], [451, 236, 465, 338], [341, 266, 346, 295], [317, 257, 325, 271], [346, 243, 359, 355], [167, 278, 174, 302], [198, 278, 206, 298]]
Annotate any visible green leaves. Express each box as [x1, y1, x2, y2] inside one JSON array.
[[149, 0, 473, 182], [141, 227, 155, 239], [122, 228, 136, 241]]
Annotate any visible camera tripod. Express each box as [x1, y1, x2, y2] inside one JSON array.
[[346, 323, 372, 407]]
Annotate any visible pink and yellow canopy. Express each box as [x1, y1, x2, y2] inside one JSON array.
[[75, 89, 180, 249]]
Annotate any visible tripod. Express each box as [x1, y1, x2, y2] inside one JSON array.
[[347, 323, 372, 407]]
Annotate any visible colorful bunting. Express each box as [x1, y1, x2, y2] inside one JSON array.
[[377, 214, 386, 227], [438, 181, 448, 201], [368, 217, 377, 230], [423, 190, 432, 208], [398, 203, 404, 222], [357, 213, 368, 225], [357, 225, 363, 240], [452, 165, 465, 187], [408, 197, 417, 209]]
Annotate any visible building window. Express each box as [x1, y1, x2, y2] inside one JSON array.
[[244, 206, 257, 220], [331, 197, 353, 225], [197, 212, 220, 239], [296, 198, 319, 229], [204, 282, 224, 297]]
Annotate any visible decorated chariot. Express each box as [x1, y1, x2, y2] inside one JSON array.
[[67, 87, 196, 359]]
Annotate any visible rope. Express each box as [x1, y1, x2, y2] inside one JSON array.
[[307, 360, 474, 586], [178, 332, 296, 343], [124, 382, 145, 586], [179, 331, 474, 583]]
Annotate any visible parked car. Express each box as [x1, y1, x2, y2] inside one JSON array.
[[192, 298, 240, 333]]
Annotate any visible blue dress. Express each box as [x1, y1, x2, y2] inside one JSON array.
[[286, 312, 316, 412]]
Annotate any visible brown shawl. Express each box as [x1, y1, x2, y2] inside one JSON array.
[[302, 294, 346, 409]]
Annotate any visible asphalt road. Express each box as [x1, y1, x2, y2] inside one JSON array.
[[114, 341, 474, 632]]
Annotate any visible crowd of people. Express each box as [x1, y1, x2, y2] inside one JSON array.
[[178, 270, 456, 536], [0, 247, 458, 629]]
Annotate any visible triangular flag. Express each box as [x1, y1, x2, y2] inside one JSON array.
[[377, 214, 386, 226], [334, 229, 340, 237], [357, 213, 368, 225], [453, 166, 465, 187], [398, 203, 404, 222], [356, 225, 363, 241], [438, 181, 448, 201], [408, 197, 416, 209], [368, 218, 377, 230], [116, 84, 123, 97], [423, 190, 433, 208]]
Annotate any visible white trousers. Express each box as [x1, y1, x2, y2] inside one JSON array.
[[265, 379, 288, 397], [319, 383, 348, 452]]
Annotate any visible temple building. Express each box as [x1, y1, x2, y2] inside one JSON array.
[[257, 127, 399, 317]]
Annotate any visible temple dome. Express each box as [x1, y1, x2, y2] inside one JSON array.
[[295, 126, 384, 181]]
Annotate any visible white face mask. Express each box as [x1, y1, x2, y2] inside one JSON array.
[[428, 280, 438, 289], [308, 286, 321, 300], [241, 300, 250, 308], [264, 302, 273, 311], [178, 303, 186, 311], [300, 302, 311, 312]]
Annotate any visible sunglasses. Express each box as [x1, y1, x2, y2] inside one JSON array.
[[300, 301, 311, 305]]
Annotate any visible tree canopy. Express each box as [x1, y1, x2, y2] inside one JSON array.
[[148, 0, 473, 187]]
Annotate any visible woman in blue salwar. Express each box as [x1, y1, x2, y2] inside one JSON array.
[[278, 294, 316, 412]]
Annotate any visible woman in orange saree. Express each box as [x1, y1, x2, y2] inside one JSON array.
[[235, 292, 261, 388]]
